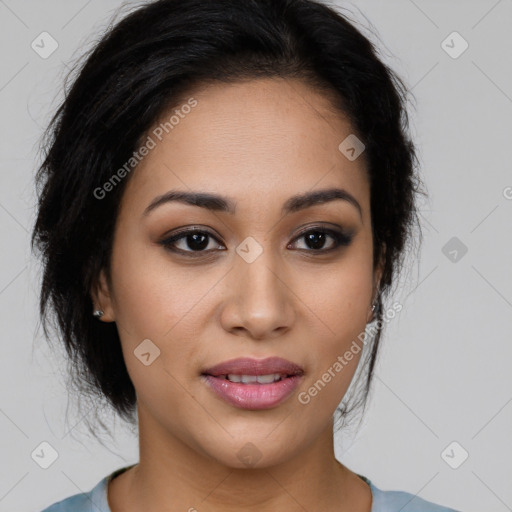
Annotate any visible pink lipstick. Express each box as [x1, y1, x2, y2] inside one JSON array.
[[202, 357, 304, 410]]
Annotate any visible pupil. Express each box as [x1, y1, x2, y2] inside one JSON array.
[[306, 232, 325, 250], [187, 233, 208, 250]]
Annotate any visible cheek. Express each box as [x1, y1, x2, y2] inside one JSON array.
[[298, 256, 373, 335], [294, 255, 372, 408], [109, 233, 210, 337], [108, 234, 229, 383], [299, 332, 365, 417]]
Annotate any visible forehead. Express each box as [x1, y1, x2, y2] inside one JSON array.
[[120, 78, 369, 219]]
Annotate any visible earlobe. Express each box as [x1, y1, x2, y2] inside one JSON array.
[[374, 242, 385, 294], [90, 269, 115, 322], [366, 304, 375, 324], [368, 245, 385, 323], [367, 285, 381, 324]]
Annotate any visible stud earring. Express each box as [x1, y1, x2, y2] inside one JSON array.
[[370, 299, 380, 318], [93, 309, 104, 319]]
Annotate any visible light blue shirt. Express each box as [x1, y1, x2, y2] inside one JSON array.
[[40, 465, 461, 511]]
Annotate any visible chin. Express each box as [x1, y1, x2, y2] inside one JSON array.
[[198, 433, 297, 470]]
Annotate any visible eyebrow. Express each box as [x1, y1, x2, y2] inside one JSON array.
[[142, 187, 362, 219]]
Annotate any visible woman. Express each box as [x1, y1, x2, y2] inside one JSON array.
[[32, 0, 460, 510]]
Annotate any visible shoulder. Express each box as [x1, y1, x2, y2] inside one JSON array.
[[39, 475, 110, 512], [39, 464, 136, 512], [362, 477, 461, 512]]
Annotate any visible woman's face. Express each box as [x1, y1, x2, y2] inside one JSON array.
[[94, 78, 382, 468]]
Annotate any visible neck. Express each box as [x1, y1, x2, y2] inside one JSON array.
[[110, 406, 370, 512]]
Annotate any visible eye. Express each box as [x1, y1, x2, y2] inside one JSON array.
[[159, 225, 353, 257], [160, 228, 225, 255], [289, 227, 353, 252]]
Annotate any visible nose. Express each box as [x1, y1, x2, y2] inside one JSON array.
[[219, 245, 296, 341]]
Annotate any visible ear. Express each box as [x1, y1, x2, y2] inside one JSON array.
[[90, 268, 115, 322], [367, 243, 386, 323]]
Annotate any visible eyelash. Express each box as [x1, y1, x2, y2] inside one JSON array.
[[159, 225, 353, 257]]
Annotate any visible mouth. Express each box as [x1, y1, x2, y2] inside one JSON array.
[[213, 373, 294, 383], [201, 357, 304, 410]]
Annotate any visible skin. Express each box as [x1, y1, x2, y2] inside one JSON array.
[[92, 77, 383, 512]]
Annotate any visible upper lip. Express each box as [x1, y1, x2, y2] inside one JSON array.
[[202, 357, 304, 377]]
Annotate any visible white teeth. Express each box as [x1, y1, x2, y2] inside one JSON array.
[[225, 373, 284, 384], [256, 373, 281, 384]]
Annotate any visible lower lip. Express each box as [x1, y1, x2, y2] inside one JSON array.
[[202, 375, 303, 410]]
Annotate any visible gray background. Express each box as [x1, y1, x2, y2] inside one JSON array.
[[1, 1, 511, 511]]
